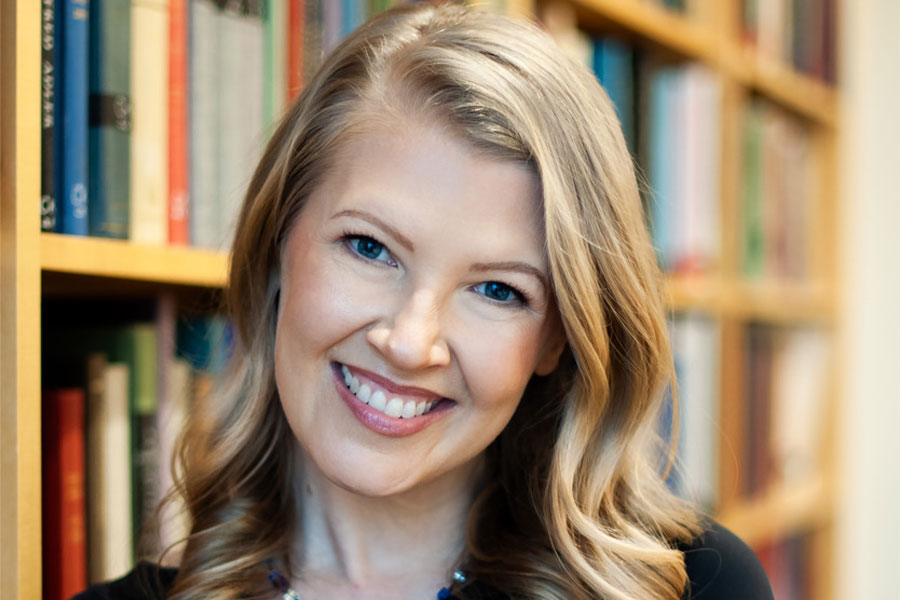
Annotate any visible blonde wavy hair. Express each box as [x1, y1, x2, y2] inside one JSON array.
[[166, 4, 703, 599]]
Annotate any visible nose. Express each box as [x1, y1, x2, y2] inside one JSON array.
[[366, 288, 451, 370]]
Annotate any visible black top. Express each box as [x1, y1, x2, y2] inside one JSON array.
[[72, 520, 773, 600]]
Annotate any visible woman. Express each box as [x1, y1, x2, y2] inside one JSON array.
[[77, 4, 772, 599]]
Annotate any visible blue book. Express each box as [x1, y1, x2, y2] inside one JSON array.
[[89, 0, 131, 238], [592, 38, 635, 155], [647, 67, 677, 270], [340, 0, 362, 39], [56, 0, 90, 235]]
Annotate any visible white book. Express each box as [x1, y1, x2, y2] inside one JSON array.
[[87, 359, 133, 583], [671, 316, 719, 508], [771, 328, 831, 485], [189, 0, 222, 249], [679, 65, 721, 271], [218, 4, 265, 251]]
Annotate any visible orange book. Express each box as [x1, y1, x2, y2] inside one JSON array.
[[288, 0, 305, 102], [168, 0, 189, 244], [42, 388, 87, 600]]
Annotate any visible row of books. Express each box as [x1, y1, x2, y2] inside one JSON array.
[[662, 317, 832, 510], [742, 98, 816, 281], [42, 297, 230, 600], [756, 531, 815, 600], [544, 8, 723, 275], [663, 314, 720, 510], [741, 0, 837, 84], [40, 0, 402, 247], [741, 323, 831, 498], [546, 12, 825, 281]]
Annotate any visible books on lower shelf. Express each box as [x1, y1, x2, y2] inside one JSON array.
[[42, 298, 231, 589], [741, 324, 831, 498], [666, 314, 720, 510]]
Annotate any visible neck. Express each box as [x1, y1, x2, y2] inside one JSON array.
[[290, 447, 481, 599]]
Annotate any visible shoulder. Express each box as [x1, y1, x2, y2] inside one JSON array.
[[70, 562, 178, 600], [678, 519, 774, 600]]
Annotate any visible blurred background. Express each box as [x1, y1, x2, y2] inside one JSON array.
[[1, 0, 897, 598]]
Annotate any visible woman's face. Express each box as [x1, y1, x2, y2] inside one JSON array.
[[274, 120, 565, 498]]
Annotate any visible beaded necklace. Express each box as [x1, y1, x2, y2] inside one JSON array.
[[266, 560, 468, 600]]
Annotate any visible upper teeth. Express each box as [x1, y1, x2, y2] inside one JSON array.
[[341, 364, 434, 418]]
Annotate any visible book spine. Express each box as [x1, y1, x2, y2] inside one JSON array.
[[56, 0, 90, 235], [169, 0, 190, 244], [86, 354, 135, 582], [189, 0, 221, 248], [89, 0, 131, 239], [129, 324, 160, 560], [42, 0, 58, 232], [303, 0, 322, 84], [287, 0, 304, 103], [130, 0, 170, 245], [42, 388, 87, 600]]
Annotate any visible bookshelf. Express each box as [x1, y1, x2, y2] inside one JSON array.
[[1, 0, 839, 598]]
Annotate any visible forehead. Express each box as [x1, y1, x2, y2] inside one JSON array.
[[312, 121, 547, 259]]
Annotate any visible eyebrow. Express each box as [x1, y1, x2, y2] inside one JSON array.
[[333, 208, 416, 252]]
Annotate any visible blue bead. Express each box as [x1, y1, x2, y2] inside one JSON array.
[[437, 587, 452, 600]]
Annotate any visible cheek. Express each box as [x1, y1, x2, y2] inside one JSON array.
[[457, 321, 547, 410]]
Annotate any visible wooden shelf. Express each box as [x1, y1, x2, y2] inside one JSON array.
[[666, 274, 723, 314], [728, 46, 838, 127], [666, 275, 833, 323], [723, 279, 833, 324], [569, 0, 717, 62], [40, 233, 230, 288], [717, 474, 833, 547]]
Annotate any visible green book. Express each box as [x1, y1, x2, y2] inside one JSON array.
[[742, 102, 765, 279], [88, 0, 131, 238]]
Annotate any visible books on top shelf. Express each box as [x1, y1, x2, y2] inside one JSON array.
[[41, 0, 407, 245], [741, 0, 836, 84], [644, 62, 721, 274], [42, 296, 232, 584], [543, 4, 722, 275]]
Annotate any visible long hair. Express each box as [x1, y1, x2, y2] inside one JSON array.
[[167, 4, 702, 599]]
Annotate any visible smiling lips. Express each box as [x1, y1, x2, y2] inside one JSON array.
[[339, 363, 441, 418], [333, 362, 453, 437]]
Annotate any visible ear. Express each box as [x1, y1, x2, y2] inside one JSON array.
[[534, 316, 567, 376]]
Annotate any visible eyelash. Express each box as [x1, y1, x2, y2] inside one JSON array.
[[339, 230, 532, 309]]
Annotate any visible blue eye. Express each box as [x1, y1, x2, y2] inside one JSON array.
[[475, 281, 525, 306], [346, 235, 395, 266], [354, 237, 384, 259]]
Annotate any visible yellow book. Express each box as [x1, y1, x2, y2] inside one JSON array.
[[130, 0, 171, 244]]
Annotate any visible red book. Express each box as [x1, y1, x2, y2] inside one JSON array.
[[288, 0, 305, 102], [168, 0, 190, 245], [42, 388, 87, 600]]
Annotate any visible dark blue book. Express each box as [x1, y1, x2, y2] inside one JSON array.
[[89, 0, 131, 238], [55, 0, 90, 235], [41, 0, 57, 232]]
